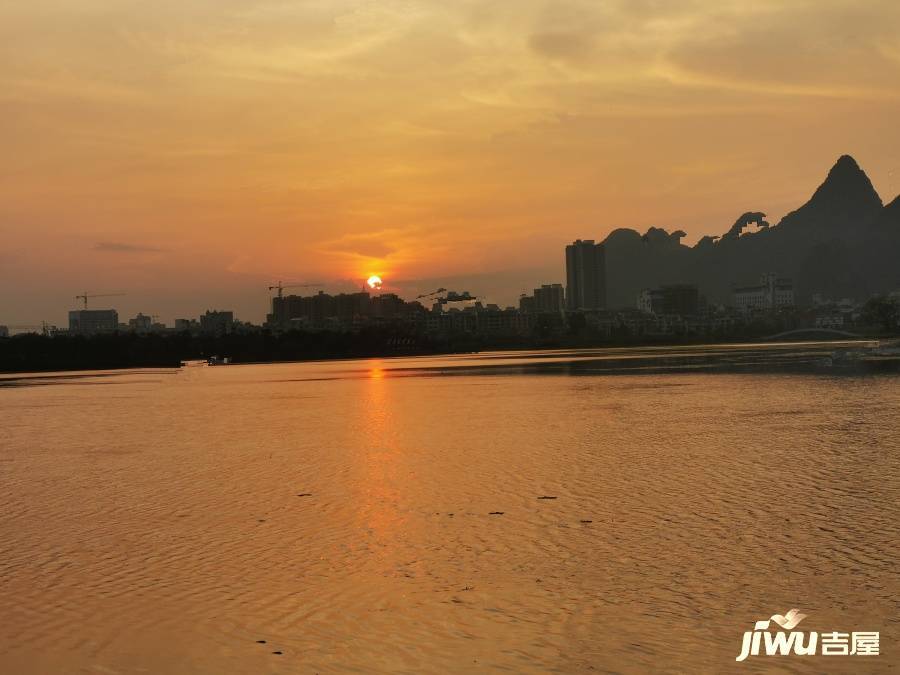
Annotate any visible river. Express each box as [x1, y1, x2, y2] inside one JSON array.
[[1, 344, 897, 673]]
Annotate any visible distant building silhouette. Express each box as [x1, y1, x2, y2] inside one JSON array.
[[270, 291, 369, 327], [371, 293, 408, 320], [0, 325, 8, 338], [519, 284, 565, 314], [200, 310, 234, 335], [128, 313, 153, 333], [175, 318, 198, 332], [638, 284, 700, 316], [637, 289, 662, 314], [268, 291, 425, 329], [69, 309, 118, 334], [422, 305, 532, 334], [732, 273, 794, 313], [534, 283, 565, 313], [566, 240, 606, 310]]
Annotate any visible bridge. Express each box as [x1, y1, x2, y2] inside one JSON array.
[[762, 328, 866, 341]]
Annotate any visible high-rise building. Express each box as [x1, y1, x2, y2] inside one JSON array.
[[268, 291, 425, 328], [371, 293, 407, 320], [565, 240, 606, 310], [199, 310, 234, 335], [269, 291, 372, 327], [68, 309, 119, 334], [533, 284, 565, 313], [519, 284, 565, 314]]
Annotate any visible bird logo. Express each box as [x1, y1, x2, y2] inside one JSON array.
[[770, 609, 807, 630]]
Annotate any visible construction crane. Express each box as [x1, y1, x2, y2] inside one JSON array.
[[414, 288, 482, 308], [415, 288, 447, 301], [268, 281, 324, 300], [441, 291, 476, 303], [74, 292, 125, 310]]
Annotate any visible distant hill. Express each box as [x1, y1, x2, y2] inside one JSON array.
[[602, 155, 900, 308]]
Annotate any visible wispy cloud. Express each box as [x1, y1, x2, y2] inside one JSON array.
[[2, 0, 900, 322], [317, 231, 400, 260], [93, 242, 169, 253]]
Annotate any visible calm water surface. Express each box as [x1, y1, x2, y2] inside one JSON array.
[[1, 345, 898, 673]]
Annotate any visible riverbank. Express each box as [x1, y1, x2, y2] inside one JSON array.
[[2, 329, 898, 375]]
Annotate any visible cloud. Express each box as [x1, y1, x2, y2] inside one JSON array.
[[529, 31, 595, 62], [93, 242, 169, 253], [317, 232, 399, 259], [2, 0, 900, 324], [662, 2, 900, 99]]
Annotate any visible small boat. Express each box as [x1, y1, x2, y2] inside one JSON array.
[[206, 356, 231, 366]]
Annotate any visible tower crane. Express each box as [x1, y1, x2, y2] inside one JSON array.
[[441, 291, 476, 303], [415, 288, 447, 301], [268, 282, 324, 300], [74, 292, 125, 310], [414, 288, 482, 309]]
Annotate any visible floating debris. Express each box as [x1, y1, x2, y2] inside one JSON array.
[[489, 511, 504, 515], [296, 493, 312, 497], [537, 496, 557, 500], [580, 520, 593, 523], [272, 650, 283, 655], [256, 640, 266, 644]]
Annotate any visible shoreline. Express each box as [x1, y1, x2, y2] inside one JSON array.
[[1, 336, 896, 377]]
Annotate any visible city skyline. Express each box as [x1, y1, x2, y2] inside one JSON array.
[[2, 2, 900, 325], [5, 152, 899, 329]]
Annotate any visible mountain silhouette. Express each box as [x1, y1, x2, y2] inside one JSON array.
[[880, 194, 900, 227], [601, 156, 900, 307]]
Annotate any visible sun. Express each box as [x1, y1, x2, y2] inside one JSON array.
[[366, 275, 383, 290]]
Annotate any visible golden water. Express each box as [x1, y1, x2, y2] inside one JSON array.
[[1, 346, 898, 673]]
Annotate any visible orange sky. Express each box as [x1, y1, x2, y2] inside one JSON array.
[[1, 0, 899, 325]]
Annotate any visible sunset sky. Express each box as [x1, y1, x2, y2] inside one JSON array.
[[2, 0, 899, 325]]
